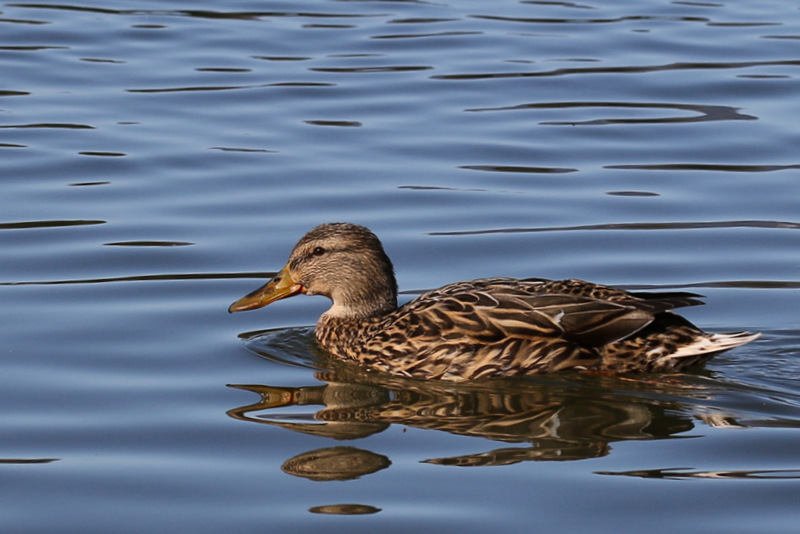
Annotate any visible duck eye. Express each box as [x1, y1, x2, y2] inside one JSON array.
[[312, 246, 326, 256]]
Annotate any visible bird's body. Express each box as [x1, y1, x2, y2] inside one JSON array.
[[230, 223, 759, 381]]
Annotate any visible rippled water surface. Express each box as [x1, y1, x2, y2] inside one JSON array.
[[2, 0, 800, 532]]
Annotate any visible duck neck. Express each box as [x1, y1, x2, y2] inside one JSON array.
[[324, 285, 397, 321], [323, 250, 398, 321]]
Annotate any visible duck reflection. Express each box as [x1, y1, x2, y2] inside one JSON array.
[[280, 446, 391, 481], [227, 360, 699, 466]]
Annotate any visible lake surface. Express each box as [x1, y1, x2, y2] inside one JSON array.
[[2, 0, 800, 532]]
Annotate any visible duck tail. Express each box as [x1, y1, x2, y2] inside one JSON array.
[[668, 331, 761, 360]]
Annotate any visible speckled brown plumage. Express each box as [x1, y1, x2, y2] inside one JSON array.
[[229, 223, 759, 381]]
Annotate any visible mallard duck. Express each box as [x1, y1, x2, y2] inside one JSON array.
[[229, 222, 759, 381]]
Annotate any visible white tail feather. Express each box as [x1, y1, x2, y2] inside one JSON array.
[[668, 331, 761, 359]]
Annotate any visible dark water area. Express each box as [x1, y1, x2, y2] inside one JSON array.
[[2, 1, 800, 532]]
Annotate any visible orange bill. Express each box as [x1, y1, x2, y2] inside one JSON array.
[[228, 264, 305, 313]]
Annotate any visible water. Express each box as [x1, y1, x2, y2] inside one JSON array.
[[2, 0, 800, 532]]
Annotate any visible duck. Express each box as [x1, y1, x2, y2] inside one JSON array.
[[229, 222, 759, 381]]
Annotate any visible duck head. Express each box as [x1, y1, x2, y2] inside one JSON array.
[[229, 223, 398, 319]]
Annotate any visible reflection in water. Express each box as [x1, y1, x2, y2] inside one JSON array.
[[597, 468, 800, 480], [230, 327, 800, 472], [281, 446, 390, 481], [308, 504, 381, 515], [228, 362, 700, 466]]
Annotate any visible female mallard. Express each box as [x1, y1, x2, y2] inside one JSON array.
[[229, 223, 759, 381]]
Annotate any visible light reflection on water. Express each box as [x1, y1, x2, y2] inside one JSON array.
[[2, 0, 800, 532]]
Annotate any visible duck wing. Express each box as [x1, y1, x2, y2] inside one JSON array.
[[479, 293, 655, 348], [411, 278, 706, 349]]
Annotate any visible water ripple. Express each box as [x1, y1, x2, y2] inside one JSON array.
[[433, 59, 800, 80], [467, 101, 757, 125], [471, 14, 711, 24], [0, 458, 59, 464], [373, 31, 482, 40], [0, 219, 105, 230], [460, 164, 577, 173], [304, 120, 363, 127], [0, 122, 94, 129], [127, 82, 335, 93], [0, 272, 269, 286], [310, 66, 433, 73], [103, 241, 194, 247], [607, 163, 800, 172], [430, 220, 800, 236], [7, 4, 385, 21]]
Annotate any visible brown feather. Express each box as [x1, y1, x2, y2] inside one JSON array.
[[230, 223, 760, 381]]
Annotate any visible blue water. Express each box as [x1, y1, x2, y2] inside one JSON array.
[[2, 1, 800, 532]]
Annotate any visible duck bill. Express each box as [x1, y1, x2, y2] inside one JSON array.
[[228, 265, 305, 313]]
